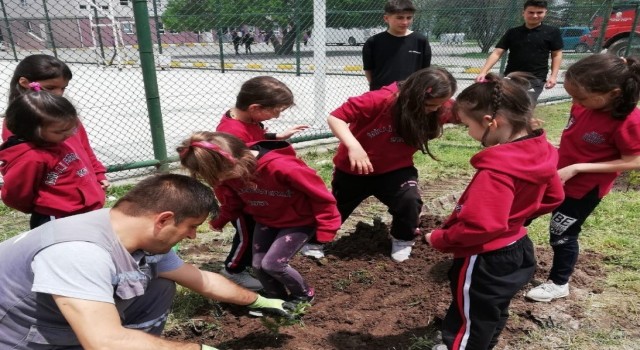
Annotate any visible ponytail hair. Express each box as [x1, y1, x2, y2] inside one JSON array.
[[565, 53, 640, 120], [177, 131, 257, 188], [8, 54, 72, 103], [455, 72, 535, 137]]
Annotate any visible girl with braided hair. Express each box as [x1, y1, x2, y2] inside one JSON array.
[[327, 67, 457, 263], [425, 72, 564, 350]]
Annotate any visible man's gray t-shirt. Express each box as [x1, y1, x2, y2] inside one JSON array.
[[32, 242, 183, 303]]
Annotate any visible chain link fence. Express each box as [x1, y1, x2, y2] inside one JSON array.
[[1, 0, 634, 180]]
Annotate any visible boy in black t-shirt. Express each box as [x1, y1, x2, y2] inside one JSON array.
[[476, 0, 563, 103], [362, 0, 431, 91]]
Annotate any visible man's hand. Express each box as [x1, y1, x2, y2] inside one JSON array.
[[545, 77, 557, 89], [248, 295, 294, 318]]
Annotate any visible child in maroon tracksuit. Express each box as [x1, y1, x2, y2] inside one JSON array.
[[0, 89, 106, 229], [525, 54, 640, 303], [426, 72, 564, 349], [178, 131, 340, 305], [1, 54, 108, 229], [215, 76, 309, 290], [328, 67, 458, 262]]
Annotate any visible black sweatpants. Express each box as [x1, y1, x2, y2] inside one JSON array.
[[223, 214, 256, 274], [548, 186, 601, 285], [528, 78, 545, 104], [331, 167, 423, 241], [442, 236, 536, 350]]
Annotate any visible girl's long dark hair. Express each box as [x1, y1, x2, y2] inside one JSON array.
[[392, 67, 457, 159]]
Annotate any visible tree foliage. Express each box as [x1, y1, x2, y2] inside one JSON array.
[[161, 0, 610, 55]]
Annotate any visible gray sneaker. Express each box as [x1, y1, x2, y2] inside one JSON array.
[[219, 269, 263, 291], [300, 243, 325, 259], [525, 281, 569, 302]]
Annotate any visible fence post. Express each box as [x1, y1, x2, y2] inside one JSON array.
[[0, 0, 18, 61], [132, 0, 169, 171], [312, 0, 327, 126], [92, 0, 105, 61], [595, 0, 613, 53], [151, 0, 162, 54], [625, 3, 640, 57], [41, 0, 57, 57], [217, 27, 226, 73], [295, 0, 301, 76]]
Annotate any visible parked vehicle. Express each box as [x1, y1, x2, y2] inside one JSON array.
[[560, 26, 591, 52], [579, 2, 640, 56]]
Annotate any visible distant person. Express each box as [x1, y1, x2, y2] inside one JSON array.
[[215, 76, 309, 289], [232, 31, 241, 55], [525, 54, 640, 302], [178, 132, 341, 308], [243, 32, 254, 54], [0, 88, 106, 229], [303, 30, 311, 46], [265, 30, 274, 46], [426, 72, 564, 350], [0, 174, 292, 349], [327, 67, 457, 262], [476, 0, 563, 103], [362, 0, 431, 91]]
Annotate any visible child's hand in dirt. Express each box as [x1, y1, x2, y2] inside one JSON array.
[[424, 231, 433, 245]]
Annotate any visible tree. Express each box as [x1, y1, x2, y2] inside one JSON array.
[[326, 0, 383, 28], [163, 0, 385, 55], [423, 0, 516, 53], [163, 0, 314, 55]]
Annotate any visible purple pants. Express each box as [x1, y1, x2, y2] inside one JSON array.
[[252, 224, 314, 298]]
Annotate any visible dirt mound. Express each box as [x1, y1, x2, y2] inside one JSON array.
[[165, 214, 607, 350]]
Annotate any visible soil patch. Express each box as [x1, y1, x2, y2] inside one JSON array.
[[165, 214, 607, 349]]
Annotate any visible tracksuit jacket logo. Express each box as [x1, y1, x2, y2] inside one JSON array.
[[45, 152, 86, 185]]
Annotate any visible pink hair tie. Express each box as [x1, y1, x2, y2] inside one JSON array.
[[28, 82, 41, 91], [190, 141, 236, 163], [178, 146, 190, 158], [425, 87, 433, 94]]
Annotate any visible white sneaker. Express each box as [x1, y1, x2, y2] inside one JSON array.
[[391, 238, 415, 262], [432, 345, 448, 350], [525, 281, 569, 302], [219, 269, 263, 291], [301, 243, 325, 259]]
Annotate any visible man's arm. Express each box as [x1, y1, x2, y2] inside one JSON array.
[[53, 296, 201, 350], [160, 263, 257, 305], [476, 48, 505, 82], [546, 49, 563, 89]]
